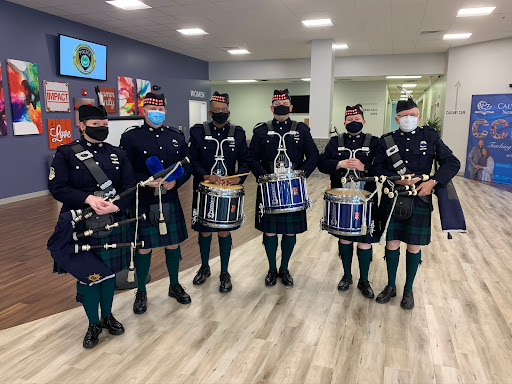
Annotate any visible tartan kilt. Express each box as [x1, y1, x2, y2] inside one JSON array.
[[134, 198, 188, 249], [254, 186, 307, 234], [53, 211, 133, 275], [191, 189, 241, 233], [379, 195, 432, 246]]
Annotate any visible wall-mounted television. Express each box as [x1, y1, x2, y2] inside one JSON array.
[[59, 34, 107, 81], [290, 95, 310, 113]]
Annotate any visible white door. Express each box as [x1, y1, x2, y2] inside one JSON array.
[[189, 100, 207, 128]]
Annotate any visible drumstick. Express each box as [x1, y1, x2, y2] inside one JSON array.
[[221, 173, 250, 179]]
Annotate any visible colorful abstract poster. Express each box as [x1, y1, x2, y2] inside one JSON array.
[[47, 119, 72, 149], [118, 76, 135, 116], [7, 59, 43, 135], [0, 62, 6, 136], [136, 79, 151, 115], [97, 86, 116, 113], [73, 97, 96, 126], [44, 81, 70, 112], [465, 94, 512, 185]]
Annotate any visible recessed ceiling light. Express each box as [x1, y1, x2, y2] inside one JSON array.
[[386, 75, 422, 79], [457, 7, 496, 17], [177, 28, 208, 36], [106, 0, 151, 10], [227, 79, 257, 83], [443, 33, 472, 40], [402, 84, 417, 88], [301, 78, 311, 82], [332, 43, 348, 50], [302, 19, 333, 27], [228, 49, 250, 55]]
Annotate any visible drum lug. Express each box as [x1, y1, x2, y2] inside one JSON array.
[[241, 213, 246, 224], [308, 198, 313, 209]]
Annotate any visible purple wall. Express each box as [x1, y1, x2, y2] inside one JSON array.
[[0, 0, 210, 199]]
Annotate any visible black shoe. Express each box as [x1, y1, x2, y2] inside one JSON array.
[[169, 283, 192, 304], [400, 289, 415, 310], [357, 280, 375, 298], [133, 290, 147, 314], [265, 269, 278, 286], [101, 314, 125, 335], [83, 323, 102, 349], [278, 269, 294, 286], [219, 272, 232, 293], [337, 275, 353, 291], [376, 285, 397, 304], [193, 265, 211, 285]]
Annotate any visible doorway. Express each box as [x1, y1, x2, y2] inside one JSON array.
[[189, 100, 207, 128]]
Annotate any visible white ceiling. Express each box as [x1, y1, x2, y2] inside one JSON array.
[[7, 0, 512, 62]]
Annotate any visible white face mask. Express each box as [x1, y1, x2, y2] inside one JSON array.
[[399, 115, 418, 132]]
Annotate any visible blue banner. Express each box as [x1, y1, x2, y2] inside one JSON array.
[[465, 94, 512, 185]]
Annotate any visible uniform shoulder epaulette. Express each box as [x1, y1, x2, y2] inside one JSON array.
[[253, 122, 266, 131], [122, 125, 141, 134], [234, 124, 244, 131], [168, 126, 184, 135]]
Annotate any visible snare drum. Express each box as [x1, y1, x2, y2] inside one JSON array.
[[193, 182, 245, 229], [320, 188, 374, 236], [258, 170, 311, 214]]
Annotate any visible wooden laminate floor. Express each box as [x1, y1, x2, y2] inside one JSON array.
[[1, 176, 512, 384]]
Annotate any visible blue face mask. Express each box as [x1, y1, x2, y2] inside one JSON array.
[[147, 111, 166, 126]]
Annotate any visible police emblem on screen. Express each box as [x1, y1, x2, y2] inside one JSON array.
[[73, 43, 96, 75]]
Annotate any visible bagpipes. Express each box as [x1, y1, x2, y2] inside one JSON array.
[[342, 173, 467, 240]]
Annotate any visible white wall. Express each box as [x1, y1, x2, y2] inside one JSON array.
[[417, 76, 446, 128], [209, 53, 447, 81], [214, 80, 388, 139], [443, 38, 512, 169]]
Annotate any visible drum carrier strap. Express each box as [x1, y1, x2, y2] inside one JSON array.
[[337, 133, 372, 152], [71, 143, 116, 198], [203, 121, 236, 138]]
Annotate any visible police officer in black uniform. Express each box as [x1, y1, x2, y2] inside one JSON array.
[[189, 92, 250, 292], [49, 105, 136, 348], [120, 93, 192, 314], [318, 104, 379, 298], [373, 97, 460, 309], [248, 89, 319, 287]]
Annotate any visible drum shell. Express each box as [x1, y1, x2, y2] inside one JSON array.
[[259, 171, 310, 214], [194, 182, 245, 229]]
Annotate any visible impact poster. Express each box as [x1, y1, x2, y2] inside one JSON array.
[[465, 94, 512, 185]]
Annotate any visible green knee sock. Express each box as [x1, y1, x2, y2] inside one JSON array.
[[280, 235, 296, 271], [99, 277, 116, 318], [218, 234, 232, 273], [404, 250, 422, 291], [263, 234, 278, 271], [385, 248, 400, 288], [76, 282, 100, 324], [357, 247, 372, 282], [135, 251, 152, 292], [165, 247, 181, 286], [338, 242, 354, 277], [198, 234, 212, 268]]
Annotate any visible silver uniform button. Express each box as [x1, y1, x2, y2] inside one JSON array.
[[99, 143, 103, 147], [96, 162, 99, 165], [405, 160, 409, 163], [407, 138, 410, 141], [116, 166, 119, 170], [76, 166, 80, 169], [161, 160, 164, 163], [423, 152, 426, 155], [406, 149, 409, 152], [156, 135, 159, 137], [160, 147, 163, 150], [144, 150, 147, 154], [94, 151, 97, 154]]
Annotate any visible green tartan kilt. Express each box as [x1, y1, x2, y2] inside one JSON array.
[[254, 186, 307, 234], [53, 211, 133, 275], [134, 199, 188, 249], [379, 195, 432, 246]]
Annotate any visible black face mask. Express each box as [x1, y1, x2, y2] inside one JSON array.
[[85, 125, 109, 142], [212, 112, 229, 125], [273, 105, 290, 115], [345, 121, 363, 134]]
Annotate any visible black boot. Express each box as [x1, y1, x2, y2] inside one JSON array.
[[83, 323, 102, 349], [101, 314, 125, 335], [133, 290, 147, 314], [400, 289, 415, 310], [193, 266, 211, 285], [357, 280, 375, 298], [337, 275, 353, 291], [278, 269, 294, 286], [265, 269, 278, 286], [219, 272, 232, 293], [376, 285, 397, 304], [169, 283, 192, 304]]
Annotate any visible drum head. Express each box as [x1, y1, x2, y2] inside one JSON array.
[[200, 181, 243, 190], [326, 188, 370, 197]]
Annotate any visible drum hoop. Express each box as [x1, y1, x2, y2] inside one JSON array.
[[198, 183, 245, 197], [260, 170, 306, 183]]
